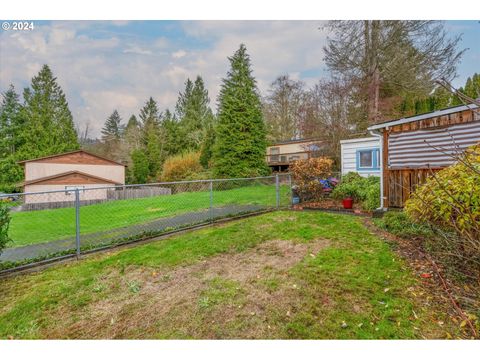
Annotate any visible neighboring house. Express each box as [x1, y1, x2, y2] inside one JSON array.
[[340, 137, 381, 177], [368, 103, 480, 208], [266, 138, 322, 172], [18, 150, 126, 204]]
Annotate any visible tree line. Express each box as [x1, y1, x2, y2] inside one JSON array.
[[1, 21, 475, 191], [0, 44, 269, 191]]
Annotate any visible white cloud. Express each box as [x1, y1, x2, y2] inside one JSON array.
[[123, 46, 152, 55], [0, 20, 328, 137], [172, 50, 187, 58]]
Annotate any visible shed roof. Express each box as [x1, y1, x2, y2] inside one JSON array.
[[268, 138, 321, 146], [367, 103, 479, 131], [17, 150, 127, 167]]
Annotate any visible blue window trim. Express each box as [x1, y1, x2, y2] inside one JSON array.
[[356, 147, 380, 171]]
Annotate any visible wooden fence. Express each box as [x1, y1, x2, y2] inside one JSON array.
[[12, 187, 171, 212], [106, 187, 171, 200]]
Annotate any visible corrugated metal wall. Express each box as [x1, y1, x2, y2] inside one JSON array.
[[388, 121, 480, 169]]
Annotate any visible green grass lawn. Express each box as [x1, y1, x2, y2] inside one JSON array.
[[8, 184, 290, 248], [0, 211, 458, 339]]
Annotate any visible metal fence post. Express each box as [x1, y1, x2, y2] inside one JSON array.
[[75, 188, 81, 259], [209, 180, 214, 222], [275, 174, 280, 208], [288, 173, 293, 206]]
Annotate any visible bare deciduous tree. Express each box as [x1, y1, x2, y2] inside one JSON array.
[[300, 77, 361, 168], [263, 75, 306, 142], [323, 21, 465, 124]]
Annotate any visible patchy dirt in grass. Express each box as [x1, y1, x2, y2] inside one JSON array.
[[43, 239, 330, 339], [363, 218, 477, 339]]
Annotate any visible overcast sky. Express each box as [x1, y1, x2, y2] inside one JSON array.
[[1, 20, 479, 137]]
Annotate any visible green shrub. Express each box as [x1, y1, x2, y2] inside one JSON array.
[[0, 202, 11, 254], [160, 151, 204, 182], [331, 172, 380, 210], [291, 157, 334, 201], [404, 144, 480, 281], [362, 181, 381, 211], [405, 144, 480, 248], [379, 211, 434, 239], [341, 171, 363, 184]]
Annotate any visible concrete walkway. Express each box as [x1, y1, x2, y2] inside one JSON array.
[[0, 204, 265, 263]]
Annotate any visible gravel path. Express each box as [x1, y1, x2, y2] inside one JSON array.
[[0, 204, 265, 263]]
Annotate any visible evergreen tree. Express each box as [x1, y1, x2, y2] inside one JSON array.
[[399, 72, 480, 115], [160, 109, 182, 156], [101, 110, 124, 142], [131, 149, 149, 184], [175, 76, 214, 150], [0, 85, 23, 157], [126, 114, 139, 129], [139, 97, 163, 179], [0, 85, 24, 191], [20, 64, 79, 160], [212, 44, 269, 178], [463, 73, 480, 99], [124, 114, 142, 151], [175, 79, 193, 121], [199, 119, 215, 168]]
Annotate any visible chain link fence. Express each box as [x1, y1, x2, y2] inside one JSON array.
[[0, 174, 292, 272]]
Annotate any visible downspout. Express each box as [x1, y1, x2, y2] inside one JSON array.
[[369, 129, 385, 210]]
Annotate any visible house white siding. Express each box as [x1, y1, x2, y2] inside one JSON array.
[[340, 137, 381, 177]]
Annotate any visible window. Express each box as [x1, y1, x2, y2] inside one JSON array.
[[359, 150, 373, 168], [356, 148, 380, 171], [269, 147, 279, 162]]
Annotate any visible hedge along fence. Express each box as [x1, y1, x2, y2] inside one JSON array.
[[0, 202, 11, 255], [404, 143, 480, 282]]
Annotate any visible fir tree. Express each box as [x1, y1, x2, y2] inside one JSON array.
[[0, 85, 23, 157], [199, 120, 215, 168], [160, 109, 182, 156], [131, 149, 149, 184], [0, 85, 24, 191], [101, 109, 124, 142], [124, 114, 142, 151], [20, 64, 79, 160], [139, 97, 163, 179], [126, 114, 139, 129], [212, 44, 269, 178], [175, 76, 214, 150]]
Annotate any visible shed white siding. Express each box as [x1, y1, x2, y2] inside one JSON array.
[[340, 137, 381, 177]]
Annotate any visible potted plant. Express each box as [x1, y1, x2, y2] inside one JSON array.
[[342, 196, 353, 209], [331, 182, 358, 210]]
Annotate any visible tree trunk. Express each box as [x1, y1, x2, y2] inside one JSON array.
[[366, 21, 381, 123]]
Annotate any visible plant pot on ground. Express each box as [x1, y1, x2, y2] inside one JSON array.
[[342, 197, 353, 209]]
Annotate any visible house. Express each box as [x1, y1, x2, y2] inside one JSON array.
[[368, 103, 480, 208], [18, 150, 126, 204], [266, 138, 322, 172], [340, 137, 381, 177]]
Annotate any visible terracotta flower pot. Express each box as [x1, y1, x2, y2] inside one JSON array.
[[342, 197, 353, 209]]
